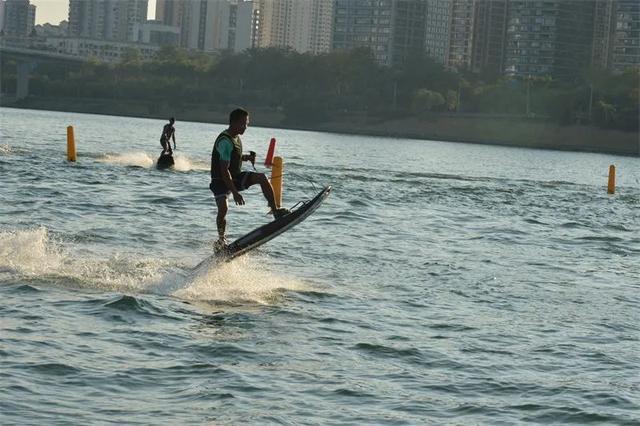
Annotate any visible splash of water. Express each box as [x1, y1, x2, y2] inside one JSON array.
[[0, 227, 64, 275], [0, 144, 12, 155], [0, 228, 311, 305], [175, 255, 310, 305], [172, 153, 209, 172], [99, 152, 154, 168]]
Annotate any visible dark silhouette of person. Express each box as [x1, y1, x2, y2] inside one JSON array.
[[160, 117, 176, 154]]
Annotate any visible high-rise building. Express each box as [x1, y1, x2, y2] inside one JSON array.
[[156, 0, 184, 27], [591, 0, 615, 69], [425, 0, 452, 64], [68, 0, 148, 42], [0, 1, 5, 33], [229, 0, 254, 52], [425, 0, 506, 75], [157, 0, 252, 52], [470, 0, 507, 75], [610, 0, 640, 72], [27, 2, 35, 34], [447, 0, 475, 69], [593, 0, 640, 73], [175, 0, 231, 51], [253, 0, 332, 54], [504, 0, 596, 78], [2, 0, 34, 37], [332, 0, 426, 67]]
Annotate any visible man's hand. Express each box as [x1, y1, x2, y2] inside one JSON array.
[[232, 191, 245, 206]]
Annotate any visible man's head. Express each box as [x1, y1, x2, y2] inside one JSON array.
[[229, 108, 249, 135], [169, 117, 175, 124]]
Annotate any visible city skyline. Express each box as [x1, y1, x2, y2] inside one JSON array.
[[29, 0, 157, 24]]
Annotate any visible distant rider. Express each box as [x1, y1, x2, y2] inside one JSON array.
[[160, 117, 176, 154], [210, 108, 289, 252]]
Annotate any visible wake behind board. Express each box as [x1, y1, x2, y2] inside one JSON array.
[[157, 152, 175, 170], [193, 185, 331, 271]]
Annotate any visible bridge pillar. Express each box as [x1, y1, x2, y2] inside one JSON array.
[[16, 60, 35, 100]]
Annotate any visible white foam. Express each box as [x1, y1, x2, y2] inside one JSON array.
[[175, 255, 310, 305], [0, 228, 310, 305], [0, 227, 64, 275], [171, 153, 208, 172], [0, 144, 12, 155], [0, 228, 165, 292], [99, 151, 154, 168]]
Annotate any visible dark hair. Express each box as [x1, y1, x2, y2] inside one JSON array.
[[229, 108, 248, 124], [169, 117, 175, 122]]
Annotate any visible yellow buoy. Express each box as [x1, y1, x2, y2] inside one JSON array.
[[271, 156, 283, 208], [67, 126, 76, 162], [607, 165, 615, 194]]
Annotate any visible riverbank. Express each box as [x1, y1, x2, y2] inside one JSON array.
[[3, 96, 638, 156]]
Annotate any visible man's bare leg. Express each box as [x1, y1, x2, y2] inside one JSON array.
[[215, 197, 228, 248], [246, 173, 277, 211]]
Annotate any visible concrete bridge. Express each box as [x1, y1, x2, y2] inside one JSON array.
[[0, 45, 86, 100]]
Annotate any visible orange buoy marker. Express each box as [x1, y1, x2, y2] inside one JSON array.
[[67, 125, 76, 162], [265, 137, 276, 167], [271, 156, 283, 208], [607, 165, 615, 194]]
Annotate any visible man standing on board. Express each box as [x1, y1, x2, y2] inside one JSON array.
[[210, 108, 289, 252], [160, 117, 176, 154]]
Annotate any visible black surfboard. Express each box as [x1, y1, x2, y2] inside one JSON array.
[[157, 152, 175, 170], [193, 185, 331, 271]]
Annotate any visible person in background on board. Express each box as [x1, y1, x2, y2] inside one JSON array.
[[160, 117, 176, 154], [209, 108, 290, 252]]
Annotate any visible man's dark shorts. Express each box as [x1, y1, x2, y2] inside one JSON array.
[[210, 172, 254, 200]]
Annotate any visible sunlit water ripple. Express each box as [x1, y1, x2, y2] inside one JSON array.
[[1, 107, 639, 424]]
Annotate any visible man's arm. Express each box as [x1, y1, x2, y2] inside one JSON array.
[[172, 129, 176, 149]]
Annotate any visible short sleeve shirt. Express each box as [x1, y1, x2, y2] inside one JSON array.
[[215, 136, 233, 161]]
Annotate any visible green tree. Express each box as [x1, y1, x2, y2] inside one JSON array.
[[412, 89, 445, 113]]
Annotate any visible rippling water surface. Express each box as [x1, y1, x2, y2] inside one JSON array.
[[1, 107, 639, 424]]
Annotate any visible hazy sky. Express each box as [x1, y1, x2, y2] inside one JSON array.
[[30, 0, 157, 25]]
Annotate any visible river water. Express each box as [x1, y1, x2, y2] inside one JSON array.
[[1, 107, 638, 424]]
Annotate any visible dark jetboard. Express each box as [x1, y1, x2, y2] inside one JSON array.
[[193, 185, 331, 271], [157, 152, 175, 170]]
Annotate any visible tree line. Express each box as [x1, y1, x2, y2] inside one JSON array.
[[2, 45, 638, 131]]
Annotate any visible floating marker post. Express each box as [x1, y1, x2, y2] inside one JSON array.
[[67, 125, 76, 162], [271, 156, 283, 208], [607, 165, 615, 194], [265, 137, 276, 167]]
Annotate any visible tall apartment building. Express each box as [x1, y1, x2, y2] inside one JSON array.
[[593, 0, 639, 73], [425, 0, 506, 75], [2, 0, 35, 37], [27, 1, 34, 34], [156, 0, 183, 27], [253, 0, 332, 54], [68, 0, 148, 42], [425, 0, 452, 64], [592, 0, 615, 69], [447, 0, 475, 69], [179, 0, 230, 51], [611, 0, 640, 72], [156, 0, 253, 52], [504, 0, 596, 78], [228, 0, 255, 52], [333, 0, 426, 67], [471, 0, 507, 75]]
